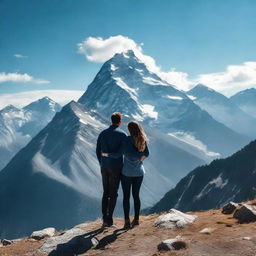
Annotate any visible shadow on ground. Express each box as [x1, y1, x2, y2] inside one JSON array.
[[48, 227, 128, 256]]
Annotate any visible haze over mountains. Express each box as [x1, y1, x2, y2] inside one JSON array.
[[230, 88, 256, 118], [149, 139, 256, 214], [187, 84, 256, 137], [0, 50, 255, 239]]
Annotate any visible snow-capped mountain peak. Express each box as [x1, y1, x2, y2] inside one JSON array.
[[230, 88, 256, 118], [23, 96, 61, 113], [0, 104, 20, 113], [188, 84, 225, 100], [0, 97, 62, 170], [79, 50, 187, 123]]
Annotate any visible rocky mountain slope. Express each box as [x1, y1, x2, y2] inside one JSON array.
[[0, 97, 61, 170], [148, 139, 256, 214], [1, 202, 256, 256]]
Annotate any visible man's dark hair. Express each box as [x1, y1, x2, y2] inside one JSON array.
[[111, 112, 122, 125]]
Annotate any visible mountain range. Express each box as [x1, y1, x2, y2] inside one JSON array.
[[0, 50, 255, 239], [79, 50, 249, 157], [187, 84, 256, 138], [149, 138, 256, 213], [0, 97, 61, 170], [0, 100, 208, 239]]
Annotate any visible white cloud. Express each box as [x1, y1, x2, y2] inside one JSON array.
[[0, 72, 50, 84], [78, 35, 256, 96], [159, 69, 193, 91], [77, 35, 142, 62], [0, 90, 84, 109], [195, 62, 256, 96], [77, 35, 192, 90], [14, 54, 28, 58]]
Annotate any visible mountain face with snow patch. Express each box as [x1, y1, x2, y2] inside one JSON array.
[[78, 50, 249, 157], [0, 97, 61, 170], [0, 101, 208, 239], [230, 88, 256, 118], [148, 139, 256, 214], [187, 84, 256, 138]]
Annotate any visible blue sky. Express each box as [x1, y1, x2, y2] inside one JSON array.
[[1, 0, 256, 101]]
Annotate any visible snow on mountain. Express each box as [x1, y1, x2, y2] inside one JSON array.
[[148, 139, 256, 214], [0, 97, 61, 170], [188, 84, 256, 138], [78, 50, 249, 157], [230, 88, 256, 118], [0, 101, 207, 239]]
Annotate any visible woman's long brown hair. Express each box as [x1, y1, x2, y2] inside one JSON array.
[[128, 121, 148, 152]]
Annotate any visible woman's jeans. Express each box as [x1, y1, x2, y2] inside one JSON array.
[[121, 174, 143, 220]]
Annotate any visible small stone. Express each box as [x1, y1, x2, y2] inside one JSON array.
[[233, 204, 256, 223], [1, 239, 13, 246], [242, 237, 251, 241], [158, 236, 187, 251], [30, 227, 56, 240], [155, 209, 197, 229], [222, 202, 239, 214], [199, 227, 215, 234]]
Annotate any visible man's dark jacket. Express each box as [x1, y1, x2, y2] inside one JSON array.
[[96, 124, 127, 168]]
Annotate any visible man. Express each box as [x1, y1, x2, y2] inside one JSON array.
[[96, 112, 127, 227]]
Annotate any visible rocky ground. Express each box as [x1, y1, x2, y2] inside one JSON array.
[[1, 202, 256, 256]]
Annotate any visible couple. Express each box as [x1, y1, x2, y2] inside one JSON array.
[[96, 112, 149, 229]]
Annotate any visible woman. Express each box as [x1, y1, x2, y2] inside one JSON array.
[[102, 121, 149, 229]]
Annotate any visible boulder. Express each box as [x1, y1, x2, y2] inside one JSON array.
[[30, 227, 56, 240], [233, 204, 256, 223], [1, 239, 13, 246], [155, 209, 197, 229], [222, 202, 239, 214], [158, 236, 187, 251], [39, 227, 98, 255]]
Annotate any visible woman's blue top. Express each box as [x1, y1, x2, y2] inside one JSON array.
[[108, 136, 149, 177]]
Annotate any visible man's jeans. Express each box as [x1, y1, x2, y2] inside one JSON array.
[[101, 167, 121, 224]]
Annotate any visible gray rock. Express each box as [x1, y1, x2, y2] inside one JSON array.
[[1, 239, 13, 246], [155, 209, 197, 229], [233, 204, 256, 223], [158, 236, 187, 251], [199, 227, 215, 234], [222, 202, 239, 214], [243, 237, 252, 240], [39, 227, 99, 255], [30, 227, 56, 240]]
